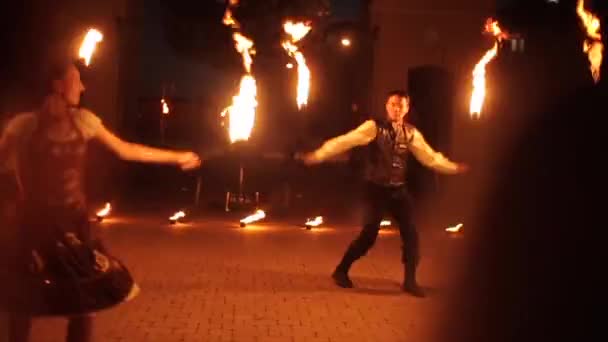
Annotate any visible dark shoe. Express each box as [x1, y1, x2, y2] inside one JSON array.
[[332, 269, 354, 288], [402, 282, 426, 297]]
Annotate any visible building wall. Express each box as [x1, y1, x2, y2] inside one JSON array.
[[370, 0, 495, 111]]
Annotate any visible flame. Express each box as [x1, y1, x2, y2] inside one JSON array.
[[380, 220, 391, 227], [446, 223, 464, 233], [282, 20, 312, 110], [577, 0, 603, 83], [341, 38, 351, 47], [223, 9, 237, 28], [161, 98, 170, 115], [305, 216, 323, 227], [170, 211, 186, 221], [221, 3, 258, 143], [470, 19, 509, 118], [96, 202, 111, 217], [240, 209, 266, 224], [233, 33, 255, 73], [221, 75, 257, 142], [78, 29, 103, 66], [222, 0, 240, 27]]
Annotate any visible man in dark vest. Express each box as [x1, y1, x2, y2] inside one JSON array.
[[301, 90, 468, 297]]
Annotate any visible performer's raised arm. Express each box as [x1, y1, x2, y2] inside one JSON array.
[[90, 110, 200, 170], [408, 127, 467, 174], [302, 119, 377, 164]]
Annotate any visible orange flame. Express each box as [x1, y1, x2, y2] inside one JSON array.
[[78, 29, 103, 66], [282, 20, 312, 110], [380, 220, 391, 227], [577, 0, 603, 83], [96, 202, 111, 218], [221, 4, 258, 143], [240, 209, 266, 224], [170, 211, 186, 222], [446, 223, 464, 233], [305, 216, 323, 227], [223, 0, 240, 27], [470, 19, 509, 118], [161, 98, 170, 115]]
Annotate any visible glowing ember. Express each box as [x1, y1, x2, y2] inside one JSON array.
[[240, 209, 266, 226], [446, 223, 464, 233], [221, 3, 258, 143], [305, 216, 323, 227], [169, 211, 186, 223], [282, 20, 312, 110], [96, 202, 111, 220], [470, 19, 509, 118], [380, 220, 391, 227], [341, 38, 351, 47], [576, 0, 603, 83], [161, 98, 170, 115], [78, 29, 103, 66], [286, 62, 294, 69]]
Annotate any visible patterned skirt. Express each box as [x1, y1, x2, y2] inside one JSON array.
[[1, 214, 138, 317]]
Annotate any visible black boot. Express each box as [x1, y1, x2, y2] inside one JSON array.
[[332, 267, 354, 288], [402, 261, 425, 297]]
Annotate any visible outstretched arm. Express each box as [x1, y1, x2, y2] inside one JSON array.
[[409, 128, 467, 174], [94, 124, 201, 170], [302, 120, 377, 165]]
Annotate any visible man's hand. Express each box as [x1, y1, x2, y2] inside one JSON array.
[[295, 152, 321, 166], [177, 152, 202, 171]]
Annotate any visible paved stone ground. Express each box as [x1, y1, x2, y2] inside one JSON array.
[[4, 210, 467, 342]]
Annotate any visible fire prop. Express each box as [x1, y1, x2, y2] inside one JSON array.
[[221, 1, 258, 143], [240, 209, 266, 227], [282, 20, 312, 110], [96, 202, 111, 222], [470, 19, 509, 118], [576, 0, 603, 83], [446, 223, 464, 233], [169, 211, 186, 225], [304, 216, 323, 230], [78, 28, 103, 66]]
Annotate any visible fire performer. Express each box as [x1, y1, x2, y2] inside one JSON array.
[[301, 90, 468, 297], [0, 60, 200, 341]]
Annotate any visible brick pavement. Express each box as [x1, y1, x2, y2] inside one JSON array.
[[10, 212, 466, 342]]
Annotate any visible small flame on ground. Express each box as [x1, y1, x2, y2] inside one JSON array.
[[341, 38, 351, 47], [282, 20, 312, 110], [305, 216, 323, 227], [470, 19, 509, 118], [240, 209, 266, 225], [577, 0, 603, 83], [380, 220, 391, 227], [161, 98, 170, 115], [446, 223, 464, 233], [170, 211, 186, 222], [78, 29, 103, 66], [96, 202, 111, 217]]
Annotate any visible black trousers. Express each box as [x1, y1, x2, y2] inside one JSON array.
[[337, 182, 420, 280]]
